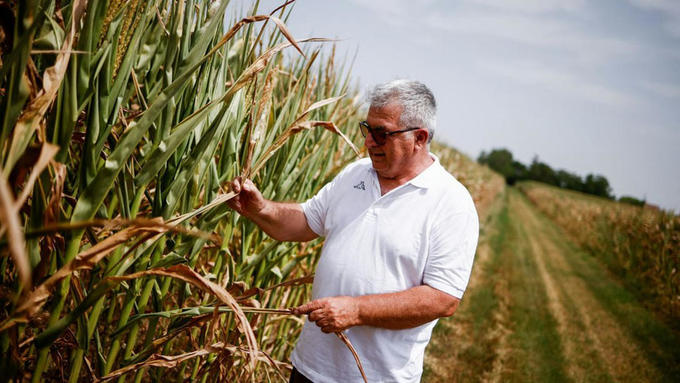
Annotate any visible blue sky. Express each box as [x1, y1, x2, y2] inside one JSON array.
[[235, 0, 680, 211]]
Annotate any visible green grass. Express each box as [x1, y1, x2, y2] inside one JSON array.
[[425, 190, 569, 382], [423, 194, 508, 382], [453, 201, 509, 376], [536, 210, 680, 381], [516, 181, 680, 326], [504, 191, 568, 383], [425, 187, 680, 382]]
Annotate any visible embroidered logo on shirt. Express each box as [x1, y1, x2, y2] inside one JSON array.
[[353, 181, 366, 190]]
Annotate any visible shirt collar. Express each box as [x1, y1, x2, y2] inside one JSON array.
[[408, 153, 441, 189]]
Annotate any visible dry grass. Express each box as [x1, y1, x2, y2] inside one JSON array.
[[517, 181, 680, 322]]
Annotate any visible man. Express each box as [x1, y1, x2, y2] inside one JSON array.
[[228, 80, 479, 382]]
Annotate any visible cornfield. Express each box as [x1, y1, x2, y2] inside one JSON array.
[[0, 1, 504, 381], [517, 181, 680, 322], [0, 0, 365, 381]]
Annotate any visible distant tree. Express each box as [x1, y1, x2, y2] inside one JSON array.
[[556, 169, 583, 192], [478, 150, 487, 163], [477, 148, 615, 200], [478, 148, 515, 183], [619, 195, 645, 207], [583, 174, 613, 199], [508, 160, 528, 185], [528, 157, 559, 186]]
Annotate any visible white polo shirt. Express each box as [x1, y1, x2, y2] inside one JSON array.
[[290, 155, 479, 383]]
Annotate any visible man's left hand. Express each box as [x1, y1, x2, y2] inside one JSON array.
[[292, 296, 361, 333]]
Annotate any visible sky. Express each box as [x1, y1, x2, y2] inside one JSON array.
[[234, 0, 680, 212]]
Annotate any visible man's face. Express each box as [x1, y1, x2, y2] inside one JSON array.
[[364, 103, 419, 179]]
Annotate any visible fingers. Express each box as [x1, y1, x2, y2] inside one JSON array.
[[308, 309, 324, 322], [230, 177, 261, 199], [241, 178, 259, 195], [241, 178, 251, 191], [292, 297, 358, 333], [230, 176, 243, 193], [292, 300, 327, 326], [226, 177, 267, 219], [226, 178, 242, 212], [310, 313, 336, 333], [292, 300, 322, 315]]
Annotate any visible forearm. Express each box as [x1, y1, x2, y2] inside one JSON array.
[[228, 177, 318, 242], [355, 286, 459, 329], [295, 285, 460, 333], [245, 200, 317, 242]]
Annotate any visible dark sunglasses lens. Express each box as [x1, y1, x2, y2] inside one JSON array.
[[371, 130, 386, 145], [359, 122, 387, 145], [359, 122, 369, 138]]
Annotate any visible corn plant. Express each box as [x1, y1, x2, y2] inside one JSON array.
[[0, 0, 365, 381]]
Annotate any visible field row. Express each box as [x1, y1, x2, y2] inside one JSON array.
[[517, 181, 680, 323]]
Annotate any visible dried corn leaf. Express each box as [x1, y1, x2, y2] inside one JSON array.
[[237, 274, 314, 301], [242, 70, 276, 179], [10, 223, 164, 322], [4, 0, 86, 172], [97, 342, 228, 382], [2, 219, 217, 330], [166, 191, 238, 225], [336, 332, 368, 383], [252, 119, 360, 176], [268, 15, 305, 57], [98, 341, 290, 382], [43, 160, 66, 226], [14, 143, 59, 211], [0, 142, 59, 239], [24, 218, 216, 241], [106, 265, 259, 372], [0, 172, 30, 290], [292, 94, 345, 127]]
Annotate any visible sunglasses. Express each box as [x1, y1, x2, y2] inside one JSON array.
[[358, 121, 421, 146]]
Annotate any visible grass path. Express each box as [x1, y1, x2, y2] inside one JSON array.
[[423, 188, 680, 382]]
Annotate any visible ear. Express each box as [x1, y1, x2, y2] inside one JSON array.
[[414, 129, 429, 148]]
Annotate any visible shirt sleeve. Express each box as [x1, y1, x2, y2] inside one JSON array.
[[300, 184, 332, 237], [300, 168, 346, 237], [423, 208, 479, 299]]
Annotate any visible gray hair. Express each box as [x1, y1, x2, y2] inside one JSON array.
[[367, 79, 437, 143]]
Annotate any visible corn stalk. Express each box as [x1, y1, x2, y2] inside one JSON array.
[[0, 0, 364, 381]]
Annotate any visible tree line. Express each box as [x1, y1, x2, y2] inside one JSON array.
[[477, 148, 645, 205]]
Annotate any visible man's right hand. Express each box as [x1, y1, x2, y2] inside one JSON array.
[[225, 176, 318, 242], [227, 177, 266, 219]]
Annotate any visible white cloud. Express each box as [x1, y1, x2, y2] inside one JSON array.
[[347, 0, 638, 67], [346, 1, 644, 108], [628, 0, 680, 37], [346, 0, 419, 20], [466, 0, 586, 14], [425, 11, 638, 66], [482, 60, 638, 107], [641, 81, 680, 98]]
